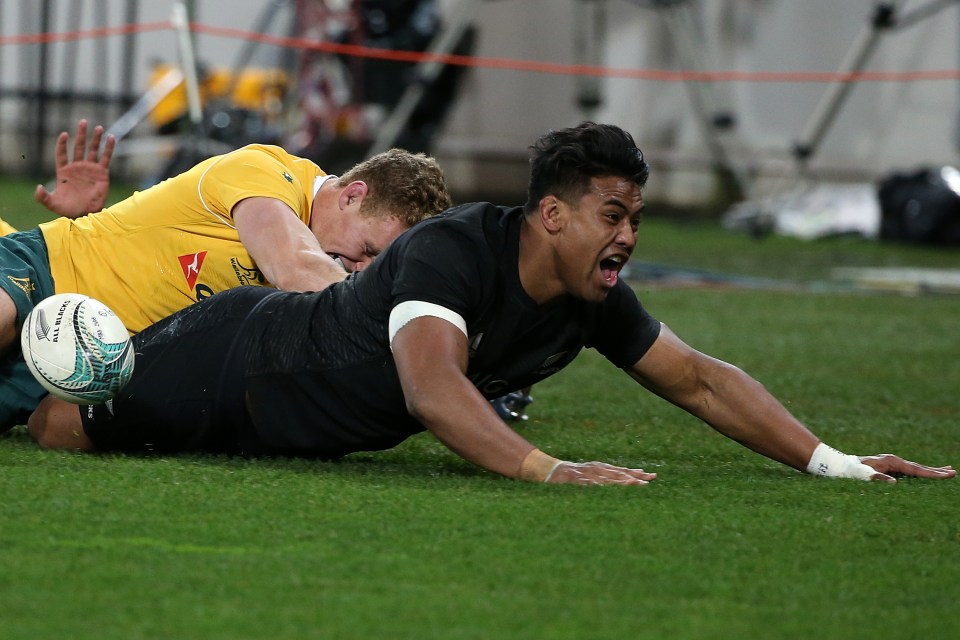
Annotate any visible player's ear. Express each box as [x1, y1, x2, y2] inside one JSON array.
[[539, 195, 563, 234], [339, 180, 369, 211]]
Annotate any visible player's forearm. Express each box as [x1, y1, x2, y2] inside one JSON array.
[[392, 318, 539, 480], [405, 381, 536, 479], [691, 363, 819, 471], [263, 250, 348, 292]]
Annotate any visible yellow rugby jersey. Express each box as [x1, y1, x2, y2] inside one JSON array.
[[40, 144, 327, 333]]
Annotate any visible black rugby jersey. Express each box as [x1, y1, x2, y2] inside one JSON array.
[[236, 202, 661, 458]]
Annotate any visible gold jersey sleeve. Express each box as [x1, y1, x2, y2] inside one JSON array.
[[40, 144, 326, 334]]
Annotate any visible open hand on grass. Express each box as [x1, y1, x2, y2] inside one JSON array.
[[548, 461, 657, 486], [35, 119, 115, 219], [858, 453, 956, 483]]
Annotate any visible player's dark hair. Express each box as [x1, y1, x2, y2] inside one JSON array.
[[524, 122, 649, 214], [340, 148, 452, 228]]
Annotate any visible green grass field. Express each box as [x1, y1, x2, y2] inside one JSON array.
[[1, 176, 958, 639]]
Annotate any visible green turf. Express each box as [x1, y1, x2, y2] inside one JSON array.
[[1, 177, 958, 638]]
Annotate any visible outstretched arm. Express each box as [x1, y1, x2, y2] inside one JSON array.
[[628, 323, 956, 483], [391, 313, 657, 485], [35, 119, 115, 218]]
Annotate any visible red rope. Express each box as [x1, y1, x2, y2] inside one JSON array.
[[0, 21, 171, 45], [2, 20, 958, 84]]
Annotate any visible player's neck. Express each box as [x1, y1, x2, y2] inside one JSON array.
[[518, 218, 565, 306], [309, 181, 338, 239]]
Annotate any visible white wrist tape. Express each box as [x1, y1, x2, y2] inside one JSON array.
[[543, 461, 564, 483], [519, 448, 564, 483], [805, 442, 875, 481]]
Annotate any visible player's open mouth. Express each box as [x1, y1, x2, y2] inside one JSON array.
[[600, 254, 626, 285]]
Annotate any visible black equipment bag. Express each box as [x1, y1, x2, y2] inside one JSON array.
[[878, 167, 960, 245]]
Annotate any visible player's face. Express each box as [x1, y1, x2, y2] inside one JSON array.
[[554, 175, 643, 302], [325, 213, 407, 273]]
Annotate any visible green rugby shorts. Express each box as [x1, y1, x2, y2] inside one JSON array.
[[0, 228, 56, 431]]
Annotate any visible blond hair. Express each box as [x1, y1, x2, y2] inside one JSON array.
[[339, 148, 452, 229]]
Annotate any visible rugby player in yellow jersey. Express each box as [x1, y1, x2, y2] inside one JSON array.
[[0, 120, 451, 430]]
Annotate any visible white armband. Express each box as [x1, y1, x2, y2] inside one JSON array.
[[388, 300, 467, 350], [805, 442, 875, 481]]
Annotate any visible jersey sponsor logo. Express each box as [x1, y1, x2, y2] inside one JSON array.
[[6, 275, 35, 297], [178, 251, 208, 290], [195, 284, 215, 300], [282, 171, 294, 183], [230, 258, 265, 286]]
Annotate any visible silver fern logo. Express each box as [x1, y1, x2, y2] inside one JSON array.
[[33, 308, 51, 340]]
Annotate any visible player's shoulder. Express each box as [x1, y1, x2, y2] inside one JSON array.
[[394, 202, 521, 251], [438, 201, 515, 221], [205, 144, 323, 192], [384, 202, 519, 280], [228, 143, 292, 160], [417, 202, 519, 237], [219, 144, 319, 173], [397, 202, 505, 248]]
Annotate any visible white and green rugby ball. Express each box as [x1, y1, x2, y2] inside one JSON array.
[[21, 293, 135, 404]]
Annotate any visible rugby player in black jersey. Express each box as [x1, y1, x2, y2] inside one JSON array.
[[26, 122, 955, 485]]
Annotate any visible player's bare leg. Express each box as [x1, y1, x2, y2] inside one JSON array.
[[0, 289, 18, 354], [28, 394, 95, 452]]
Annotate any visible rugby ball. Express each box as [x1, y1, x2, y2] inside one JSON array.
[[20, 293, 135, 404]]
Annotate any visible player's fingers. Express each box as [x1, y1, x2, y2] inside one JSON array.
[[86, 126, 104, 162], [862, 455, 956, 479], [99, 134, 116, 168], [901, 463, 956, 478], [600, 469, 656, 484], [598, 473, 650, 486], [572, 474, 647, 486], [34, 184, 51, 205], [54, 131, 69, 168], [72, 119, 88, 162], [902, 461, 954, 473], [589, 461, 656, 481], [869, 471, 897, 484], [570, 464, 651, 486]]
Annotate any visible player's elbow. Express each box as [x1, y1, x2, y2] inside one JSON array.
[[401, 381, 458, 430], [402, 389, 436, 424], [267, 269, 342, 294], [258, 250, 348, 293], [27, 396, 96, 452]]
